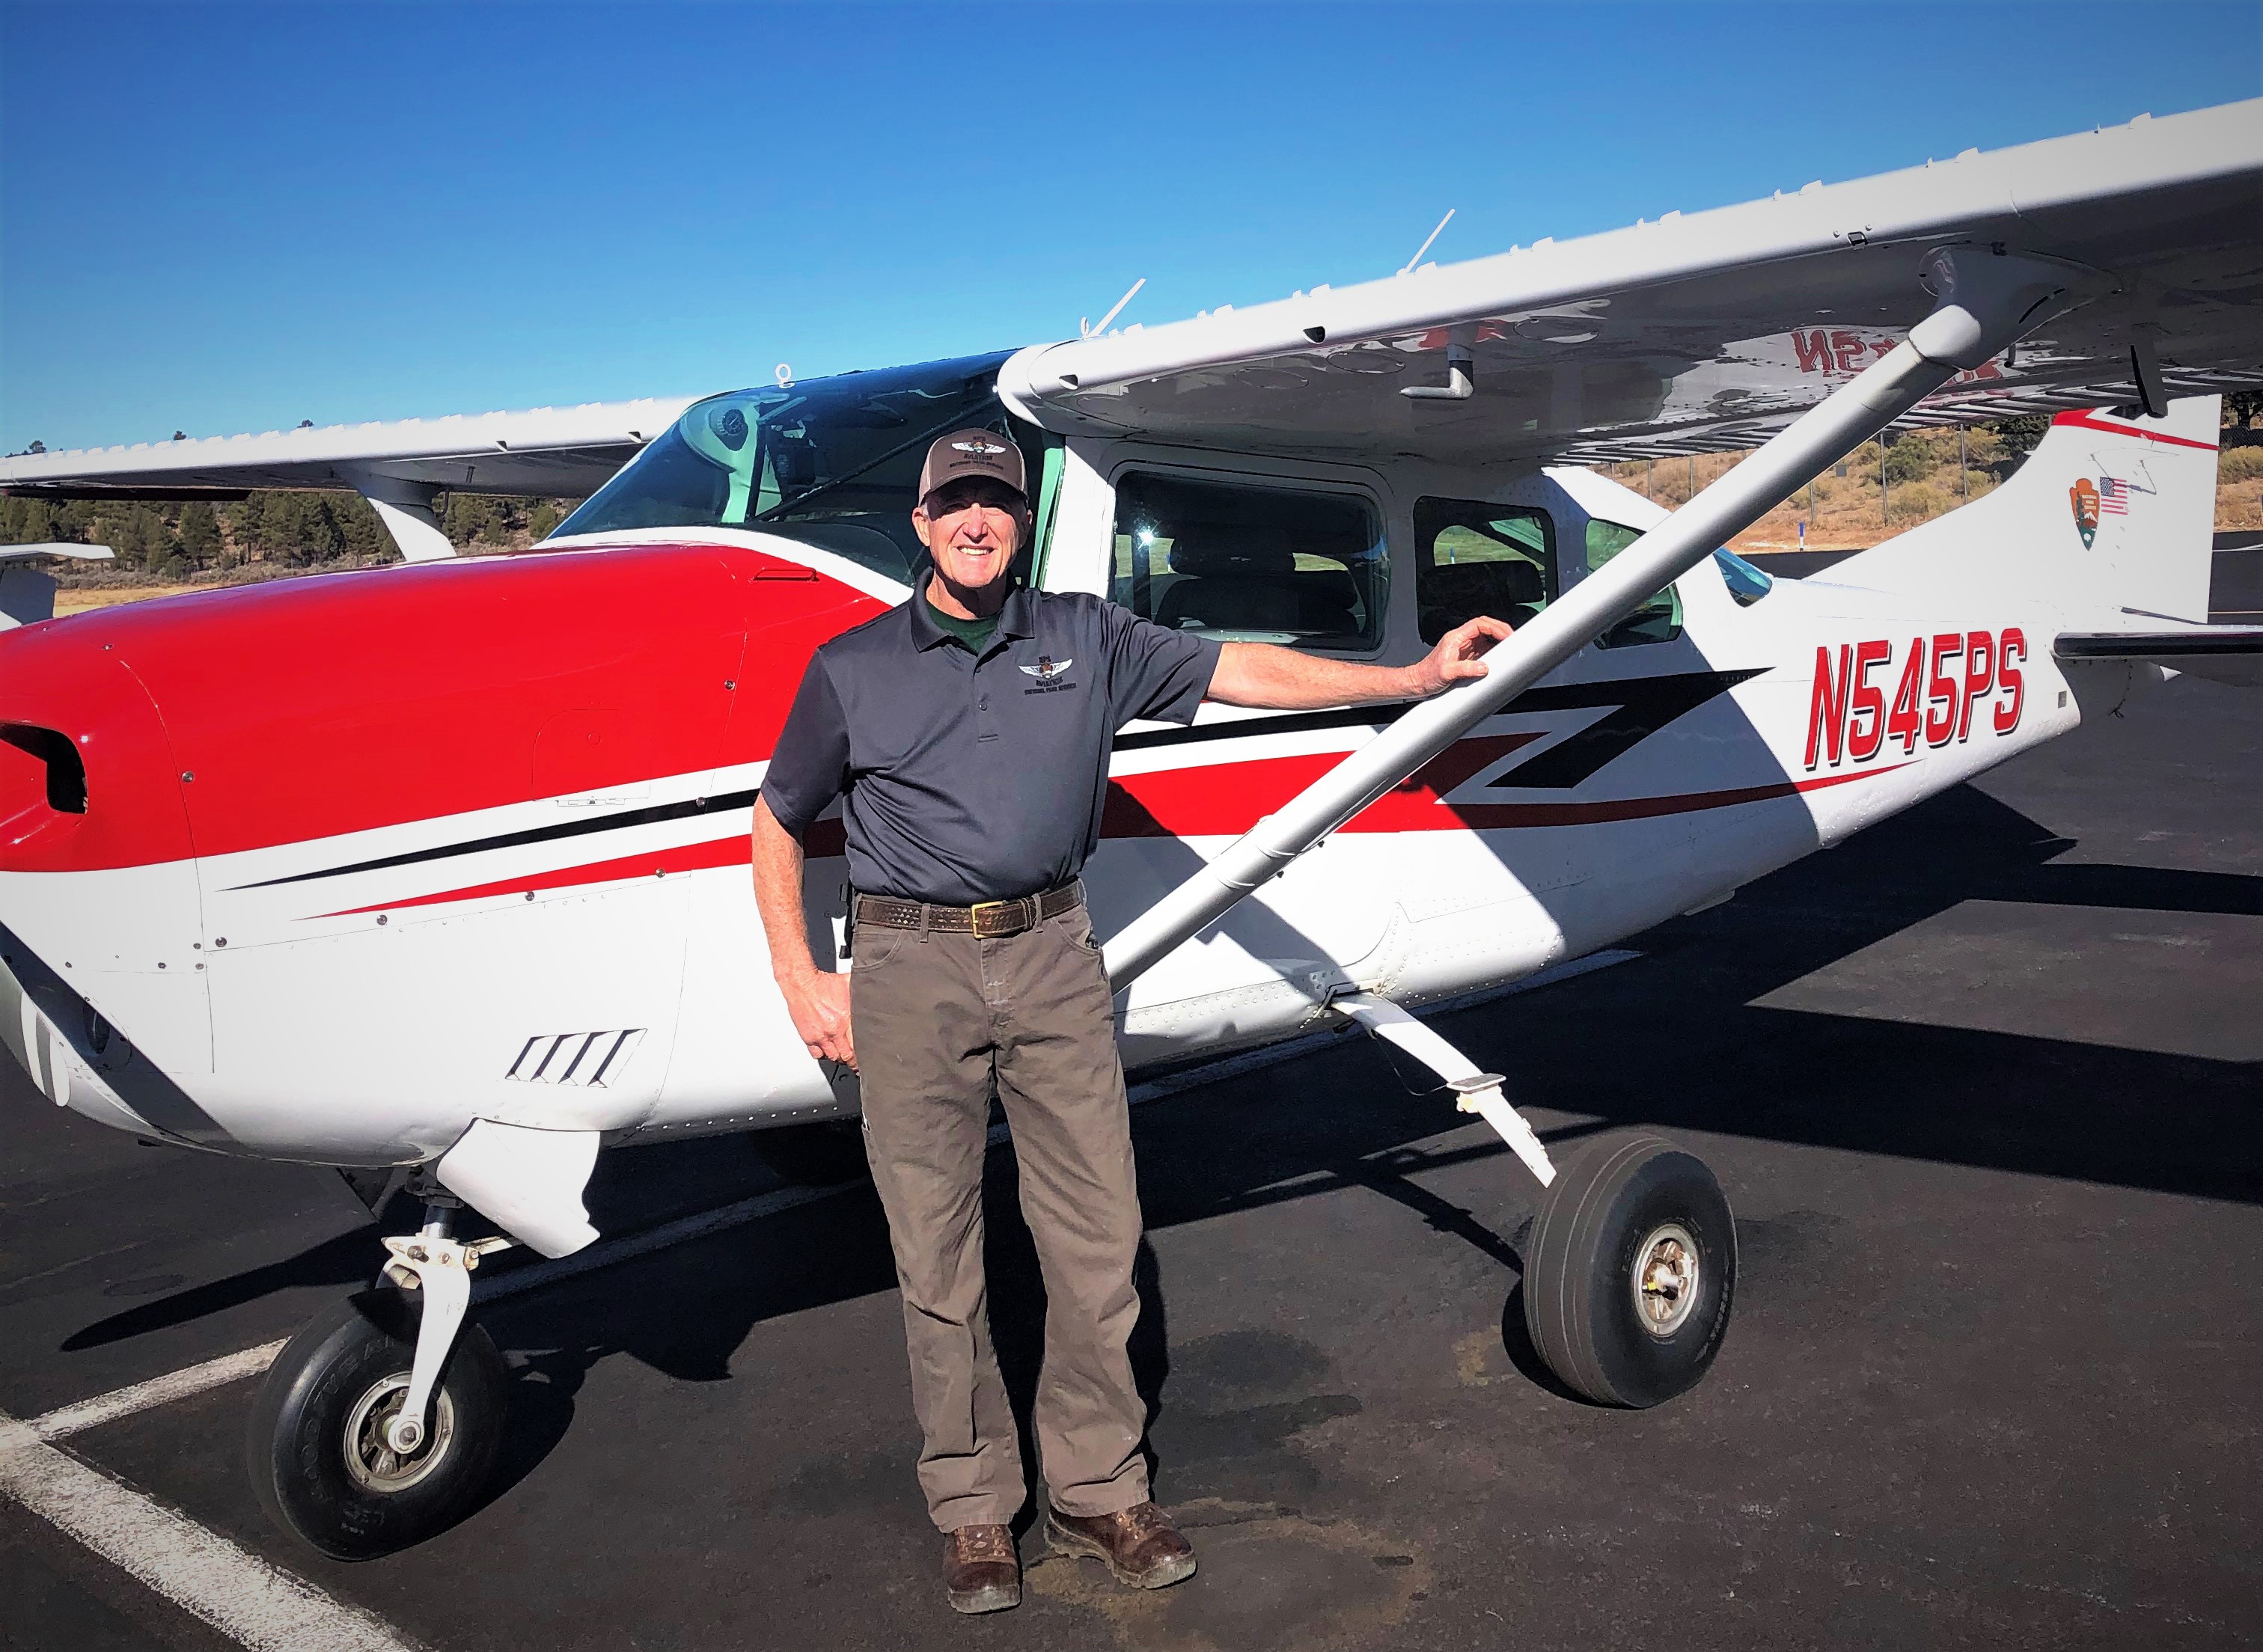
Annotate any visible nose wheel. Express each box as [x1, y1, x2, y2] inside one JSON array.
[[1522, 1134, 1735, 1408], [246, 1200, 515, 1560]]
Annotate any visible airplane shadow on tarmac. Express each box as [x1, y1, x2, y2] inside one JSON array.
[[57, 776, 2263, 1523]]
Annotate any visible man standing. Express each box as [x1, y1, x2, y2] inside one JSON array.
[[751, 429, 1508, 1615]]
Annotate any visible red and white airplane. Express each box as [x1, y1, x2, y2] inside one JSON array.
[[4, 100, 2259, 1559]]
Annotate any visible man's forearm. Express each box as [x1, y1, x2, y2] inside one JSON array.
[[751, 798, 819, 982], [1207, 642, 1421, 710]]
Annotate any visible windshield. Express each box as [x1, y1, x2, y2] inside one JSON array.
[[555, 351, 1018, 584]]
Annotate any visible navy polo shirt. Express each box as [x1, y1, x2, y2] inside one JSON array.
[[760, 584, 1221, 906]]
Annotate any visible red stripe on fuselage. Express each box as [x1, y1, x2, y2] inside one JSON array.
[[2048, 410, 2219, 451], [1110, 738, 1905, 835], [316, 832, 758, 917], [331, 747, 1905, 915], [1105, 732, 1542, 836]]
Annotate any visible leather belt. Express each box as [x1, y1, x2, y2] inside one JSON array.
[[855, 882, 1083, 940]]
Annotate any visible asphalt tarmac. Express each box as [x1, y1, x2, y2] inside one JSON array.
[[3, 599, 2257, 1651]]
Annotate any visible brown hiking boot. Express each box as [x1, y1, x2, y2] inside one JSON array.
[[941, 1523, 1020, 1615], [1045, 1501, 1197, 1590]]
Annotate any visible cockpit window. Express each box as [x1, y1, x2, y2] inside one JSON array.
[[554, 351, 1021, 584]]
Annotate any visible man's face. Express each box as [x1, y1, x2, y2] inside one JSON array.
[[912, 477, 1027, 593]]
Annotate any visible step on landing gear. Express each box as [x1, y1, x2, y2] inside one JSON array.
[[246, 1189, 515, 1559], [1332, 992, 1735, 1408]]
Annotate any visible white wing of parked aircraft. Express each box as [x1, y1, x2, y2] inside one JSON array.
[[1, 397, 695, 560], [0, 540, 113, 628], [998, 100, 2263, 462]]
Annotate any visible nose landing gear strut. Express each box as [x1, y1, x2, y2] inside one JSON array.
[[245, 1187, 515, 1561]]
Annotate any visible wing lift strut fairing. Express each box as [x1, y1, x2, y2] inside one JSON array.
[[1102, 245, 2089, 1407]]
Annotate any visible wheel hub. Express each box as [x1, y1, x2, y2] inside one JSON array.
[[1631, 1222, 1699, 1336], [342, 1373, 456, 1493]]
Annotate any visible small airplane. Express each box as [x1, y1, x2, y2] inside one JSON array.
[[3, 100, 2259, 1561]]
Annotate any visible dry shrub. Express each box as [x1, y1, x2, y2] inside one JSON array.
[[2217, 447, 2263, 485], [1887, 481, 1946, 523]]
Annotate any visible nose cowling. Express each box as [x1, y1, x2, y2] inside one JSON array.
[[0, 620, 207, 1142], [0, 621, 195, 874]]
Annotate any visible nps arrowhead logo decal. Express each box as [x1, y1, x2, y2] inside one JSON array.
[[2069, 477, 2101, 549]]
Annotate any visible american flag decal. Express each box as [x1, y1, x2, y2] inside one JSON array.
[[2098, 477, 2131, 516]]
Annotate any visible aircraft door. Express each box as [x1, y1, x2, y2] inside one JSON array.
[[1091, 463, 1399, 1005]]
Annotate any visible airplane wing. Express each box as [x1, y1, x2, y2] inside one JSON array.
[[0, 397, 698, 562], [0, 542, 113, 628], [0, 397, 695, 501], [997, 101, 2263, 464]]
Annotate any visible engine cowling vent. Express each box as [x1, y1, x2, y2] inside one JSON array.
[[506, 1029, 646, 1088]]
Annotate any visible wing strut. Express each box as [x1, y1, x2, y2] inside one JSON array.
[[346, 470, 457, 563], [1102, 245, 2090, 989]]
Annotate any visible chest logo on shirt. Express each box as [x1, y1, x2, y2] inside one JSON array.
[[1020, 655, 1077, 694]]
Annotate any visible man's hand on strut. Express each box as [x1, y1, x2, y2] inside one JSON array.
[[1405, 614, 1515, 697], [783, 968, 856, 1070], [1208, 613, 1514, 712]]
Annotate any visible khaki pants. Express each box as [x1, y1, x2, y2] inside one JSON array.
[[851, 902, 1149, 1532]]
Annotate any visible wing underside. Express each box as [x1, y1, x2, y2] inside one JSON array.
[[998, 102, 2263, 466]]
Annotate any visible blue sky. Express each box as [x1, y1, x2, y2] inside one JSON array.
[[2, 1, 2255, 453]]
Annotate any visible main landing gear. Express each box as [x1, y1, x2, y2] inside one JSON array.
[[1333, 993, 1735, 1407], [247, 1189, 516, 1559]]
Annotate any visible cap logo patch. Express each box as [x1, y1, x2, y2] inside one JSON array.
[[951, 438, 1010, 457]]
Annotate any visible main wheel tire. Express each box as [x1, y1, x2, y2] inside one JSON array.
[[246, 1288, 510, 1560], [1521, 1134, 1735, 1408]]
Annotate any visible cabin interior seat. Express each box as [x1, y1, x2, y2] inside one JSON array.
[[1417, 557, 1546, 642], [1155, 527, 1359, 636]]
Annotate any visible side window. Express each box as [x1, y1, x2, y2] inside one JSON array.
[[1586, 520, 1684, 648], [1109, 471, 1386, 650], [1413, 498, 1557, 644]]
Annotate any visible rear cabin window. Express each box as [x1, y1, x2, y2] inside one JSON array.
[[1109, 472, 1386, 651], [1413, 498, 1557, 644], [1585, 519, 1685, 648]]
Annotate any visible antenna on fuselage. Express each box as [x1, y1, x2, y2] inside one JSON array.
[[1081, 277, 1146, 338], [1397, 208, 1456, 276]]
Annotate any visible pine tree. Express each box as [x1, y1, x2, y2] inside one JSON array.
[[177, 501, 222, 570]]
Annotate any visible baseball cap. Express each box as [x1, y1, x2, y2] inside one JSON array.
[[918, 429, 1026, 504]]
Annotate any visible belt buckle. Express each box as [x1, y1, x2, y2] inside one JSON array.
[[970, 899, 1016, 937]]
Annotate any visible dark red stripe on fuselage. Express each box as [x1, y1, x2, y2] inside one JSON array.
[[315, 753, 1904, 917]]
